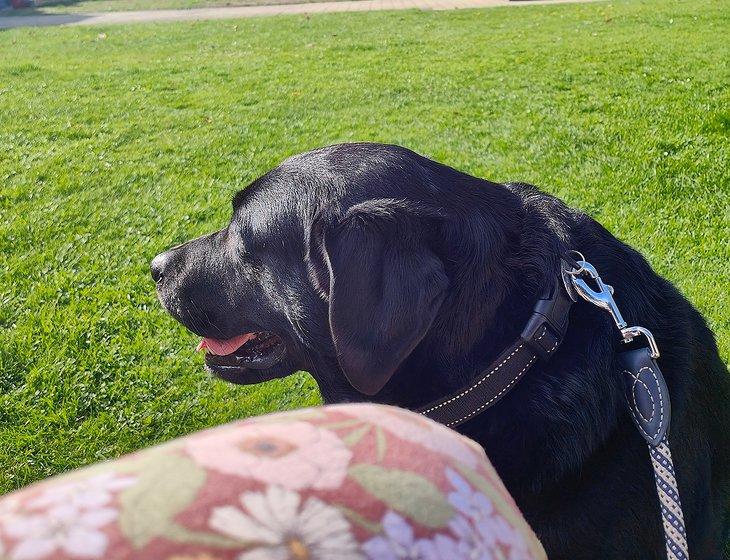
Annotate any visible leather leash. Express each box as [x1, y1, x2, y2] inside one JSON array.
[[569, 255, 689, 560], [416, 252, 690, 560]]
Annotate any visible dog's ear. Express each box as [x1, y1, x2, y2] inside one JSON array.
[[321, 199, 448, 395]]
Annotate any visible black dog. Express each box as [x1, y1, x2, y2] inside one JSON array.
[[152, 143, 729, 559]]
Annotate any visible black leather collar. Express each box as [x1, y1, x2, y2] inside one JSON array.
[[417, 269, 574, 428]]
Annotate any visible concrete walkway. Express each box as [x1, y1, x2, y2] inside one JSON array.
[[0, 0, 598, 29]]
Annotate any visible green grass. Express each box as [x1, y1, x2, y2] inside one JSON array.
[[4, 0, 345, 15], [1, 0, 728, 495]]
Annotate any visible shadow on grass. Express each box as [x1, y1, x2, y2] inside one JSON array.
[[0, 10, 89, 27], [21, 0, 89, 7], [37, 0, 87, 4], [0, 0, 91, 18]]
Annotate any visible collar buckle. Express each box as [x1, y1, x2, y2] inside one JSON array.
[[521, 276, 573, 361]]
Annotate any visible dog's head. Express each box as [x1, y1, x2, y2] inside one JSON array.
[[153, 143, 530, 403]]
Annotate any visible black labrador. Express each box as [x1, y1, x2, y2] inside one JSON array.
[[152, 143, 730, 559]]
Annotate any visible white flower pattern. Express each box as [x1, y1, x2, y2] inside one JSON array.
[[209, 485, 363, 560], [27, 473, 136, 511], [0, 473, 135, 560], [1, 504, 116, 560]]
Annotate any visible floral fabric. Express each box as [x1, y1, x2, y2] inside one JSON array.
[[0, 403, 546, 560]]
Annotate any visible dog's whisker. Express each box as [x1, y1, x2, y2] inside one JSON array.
[[182, 304, 206, 336], [190, 298, 226, 338]]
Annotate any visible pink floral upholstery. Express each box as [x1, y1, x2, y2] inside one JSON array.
[[0, 404, 546, 560]]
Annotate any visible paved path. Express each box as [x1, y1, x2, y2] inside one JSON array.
[[0, 0, 598, 29]]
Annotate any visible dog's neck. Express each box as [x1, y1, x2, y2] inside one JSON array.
[[380, 183, 574, 409]]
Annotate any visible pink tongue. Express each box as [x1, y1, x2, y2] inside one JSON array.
[[196, 333, 256, 356]]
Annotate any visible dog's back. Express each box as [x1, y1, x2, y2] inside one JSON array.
[[497, 182, 730, 558]]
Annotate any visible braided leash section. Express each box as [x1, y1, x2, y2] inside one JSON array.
[[650, 435, 689, 560], [565, 254, 690, 560]]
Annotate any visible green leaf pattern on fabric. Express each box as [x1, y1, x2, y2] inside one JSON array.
[[342, 424, 371, 447], [349, 464, 454, 528], [118, 453, 206, 548]]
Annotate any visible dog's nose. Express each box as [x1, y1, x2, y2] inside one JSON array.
[[150, 252, 170, 284]]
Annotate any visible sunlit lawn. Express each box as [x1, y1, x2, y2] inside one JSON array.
[[1, 0, 728, 496]]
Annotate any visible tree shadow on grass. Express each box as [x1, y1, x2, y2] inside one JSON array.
[[25, 0, 90, 7], [0, 0, 93, 17], [0, 8, 90, 27]]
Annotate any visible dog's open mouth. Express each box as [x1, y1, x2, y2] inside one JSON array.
[[197, 332, 287, 384]]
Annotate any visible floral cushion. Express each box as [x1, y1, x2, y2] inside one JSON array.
[[0, 403, 546, 560]]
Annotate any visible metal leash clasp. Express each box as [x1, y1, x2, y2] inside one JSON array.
[[565, 251, 660, 358]]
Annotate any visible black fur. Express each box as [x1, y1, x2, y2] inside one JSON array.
[[153, 143, 730, 558]]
